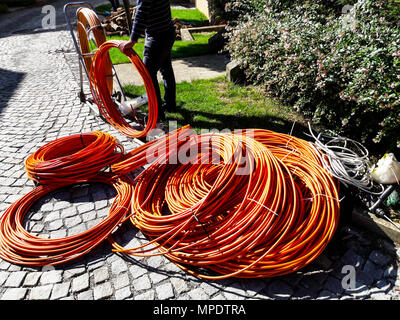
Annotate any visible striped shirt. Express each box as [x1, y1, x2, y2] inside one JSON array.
[[130, 0, 174, 41]]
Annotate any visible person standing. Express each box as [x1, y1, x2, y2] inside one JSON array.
[[118, 0, 177, 121]]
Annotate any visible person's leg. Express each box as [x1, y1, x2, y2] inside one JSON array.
[[109, 0, 118, 11], [143, 36, 165, 120], [159, 30, 177, 111], [160, 51, 176, 111]]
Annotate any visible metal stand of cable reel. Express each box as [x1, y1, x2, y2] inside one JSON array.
[[63, 2, 144, 121]]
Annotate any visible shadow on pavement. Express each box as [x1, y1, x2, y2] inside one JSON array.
[[0, 68, 26, 115]]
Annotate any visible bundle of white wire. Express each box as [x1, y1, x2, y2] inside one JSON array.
[[307, 122, 384, 195]]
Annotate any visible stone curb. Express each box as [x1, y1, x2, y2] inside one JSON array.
[[352, 206, 400, 245]]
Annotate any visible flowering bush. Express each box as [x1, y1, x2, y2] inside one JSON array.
[[226, 0, 400, 152]]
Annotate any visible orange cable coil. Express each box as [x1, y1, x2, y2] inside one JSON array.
[[25, 131, 124, 184], [109, 128, 340, 279], [89, 40, 158, 138], [0, 173, 133, 266]]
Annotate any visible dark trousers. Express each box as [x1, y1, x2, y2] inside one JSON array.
[[143, 28, 176, 117], [109, 0, 119, 11]]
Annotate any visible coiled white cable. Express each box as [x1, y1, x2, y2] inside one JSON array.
[[307, 122, 384, 195]]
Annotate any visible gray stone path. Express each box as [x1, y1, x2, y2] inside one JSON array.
[[0, 0, 399, 301], [113, 54, 229, 87]]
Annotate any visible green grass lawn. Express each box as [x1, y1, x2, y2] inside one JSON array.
[[170, 8, 208, 26], [123, 77, 306, 135], [106, 32, 215, 65], [95, 6, 212, 64], [95, 5, 208, 26]]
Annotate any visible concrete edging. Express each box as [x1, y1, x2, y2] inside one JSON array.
[[352, 206, 400, 245], [180, 24, 226, 41]]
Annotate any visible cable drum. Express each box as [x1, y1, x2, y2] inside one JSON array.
[[76, 7, 113, 93]]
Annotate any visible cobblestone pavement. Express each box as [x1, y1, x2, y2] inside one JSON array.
[[0, 1, 399, 301]]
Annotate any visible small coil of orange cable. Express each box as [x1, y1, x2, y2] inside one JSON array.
[[0, 173, 133, 266], [25, 131, 124, 185], [89, 40, 158, 138]]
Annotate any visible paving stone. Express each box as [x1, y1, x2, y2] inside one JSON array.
[[93, 266, 110, 284], [363, 259, 383, 280], [77, 290, 94, 300], [50, 229, 67, 239], [200, 282, 220, 296], [93, 282, 113, 300], [317, 290, 338, 300], [135, 290, 155, 300], [347, 283, 370, 299], [383, 264, 397, 279], [64, 215, 82, 228], [47, 219, 63, 231], [30, 223, 45, 234], [170, 277, 189, 294], [369, 250, 392, 267], [133, 274, 151, 291], [50, 282, 70, 300], [267, 280, 294, 299], [147, 255, 164, 269], [1, 288, 28, 300], [370, 292, 391, 300], [54, 201, 70, 211], [114, 272, 130, 290], [44, 211, 60, 222], [156, 282, 175, 300], [23, 272, 42, 286], [374, 279, 392, 293], [82, 211, 96, 222], [188, 287, 208, 300], [356, 270, 374, 287], [71, 273, 90, 293], [292, 287, 316, 300], [223, 284, 247, 300], [0, 271, 9, 286], [111, 259, 128, 275], [149, 272, 168, 284], [129, 264, 147, 279], [77, 202, 95, 214], [323, 276, 344, 295], [40, 270, 63, 285], [243, 279, 267, 297], [95, 200, 108, 210], [341, 249, 364, 269], [115, 286, 132, 300], [68, 224, 87, 236], [4, 271, 26, 287], [29, 285, 53, 300], [64, 265, 86, 279]]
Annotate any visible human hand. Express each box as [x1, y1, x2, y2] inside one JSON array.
[[118, 40, 136, 55]]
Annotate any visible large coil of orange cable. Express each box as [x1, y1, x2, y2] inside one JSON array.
[[76, 7, 113, 93], [89, 40, 158, 138], [0, 173, 133, 266], [25, 131, 124, 185], [110, 129, 340, 279]]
